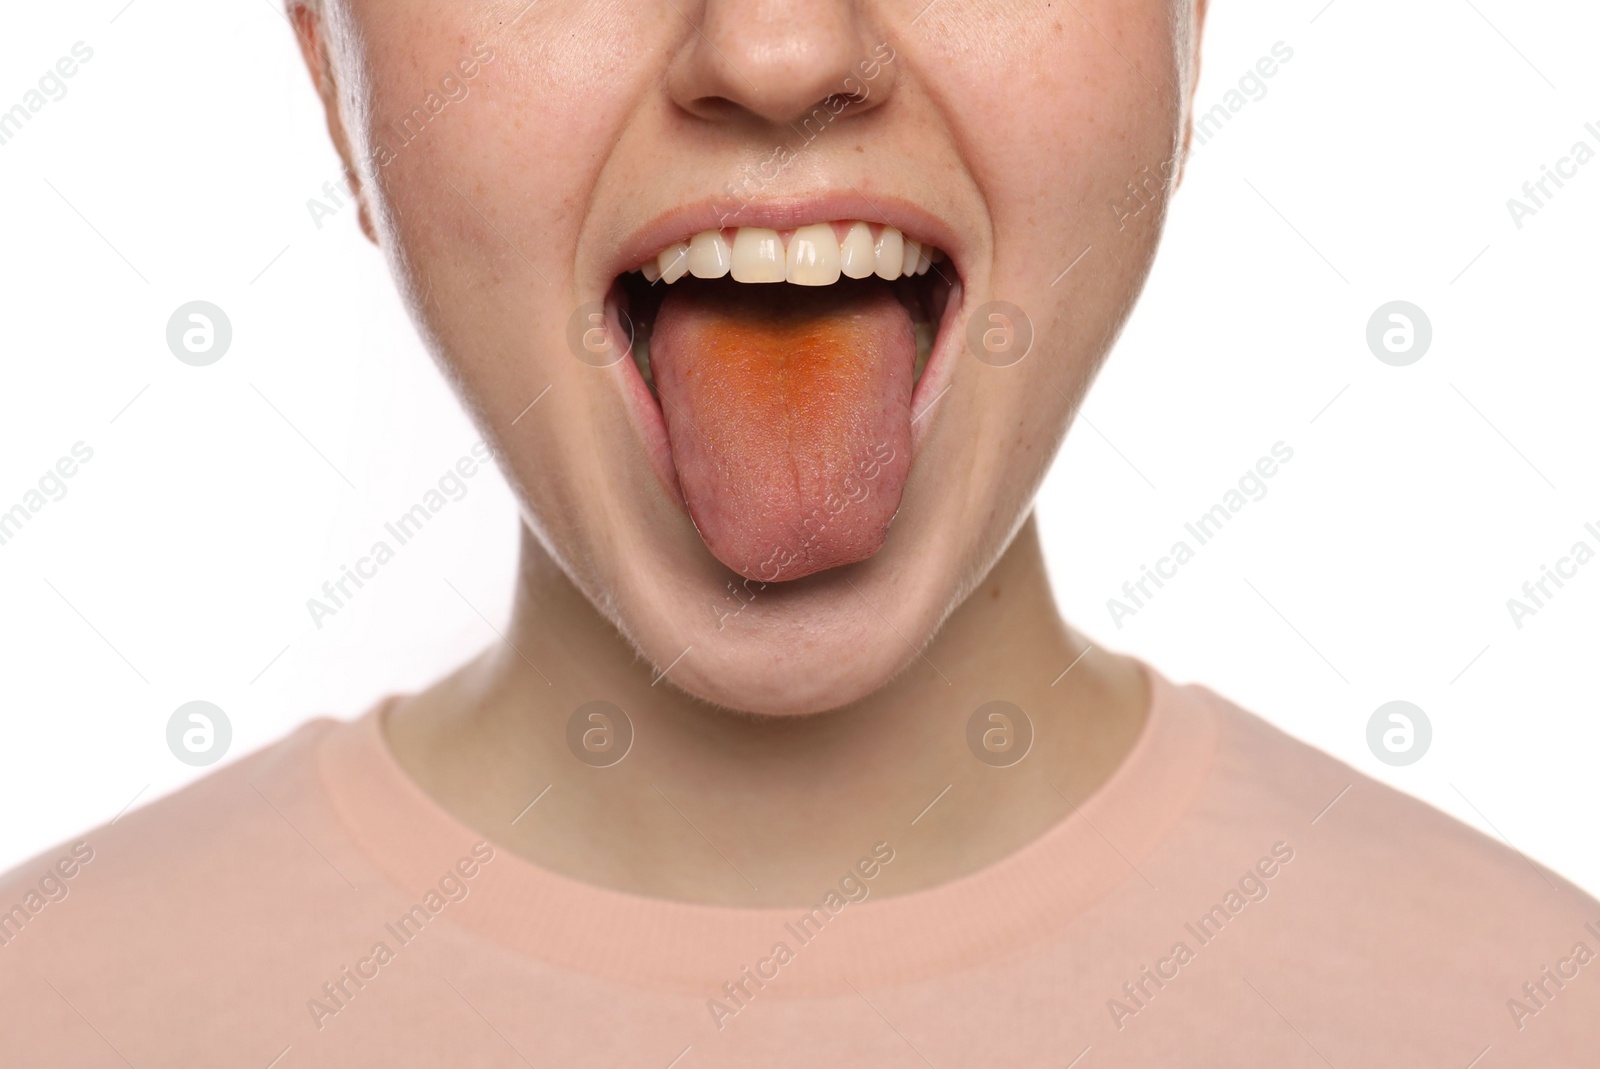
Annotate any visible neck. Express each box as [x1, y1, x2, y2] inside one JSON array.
[[385, 514, 1149, 906]]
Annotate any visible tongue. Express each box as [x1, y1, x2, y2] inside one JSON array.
[[649, 279, 914, 583]]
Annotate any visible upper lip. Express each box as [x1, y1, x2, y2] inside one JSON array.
[[604, 189, 964, 286]]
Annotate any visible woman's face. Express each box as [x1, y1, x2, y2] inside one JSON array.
[[307, 0, 1199, 715]]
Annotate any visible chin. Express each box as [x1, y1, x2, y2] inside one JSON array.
[[593, 517, 965, 717]]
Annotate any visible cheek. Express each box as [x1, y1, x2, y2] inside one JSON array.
[[926, 2, 1183, 263], [350, 3, 664, 293], [344, 4, 665, 423], [336, 4, 707, 588], [915, 3, 1183, 502]]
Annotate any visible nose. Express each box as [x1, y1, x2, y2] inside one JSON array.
[[666, 0, 896, 129]]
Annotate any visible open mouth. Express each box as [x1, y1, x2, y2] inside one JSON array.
[[608, 220, 957, 585]]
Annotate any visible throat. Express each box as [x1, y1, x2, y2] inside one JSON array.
[[379, 519, 1152, 909]]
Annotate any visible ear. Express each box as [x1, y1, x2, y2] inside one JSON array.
[[1175, 0, 1210, 188], [288, 2, 378, 244]]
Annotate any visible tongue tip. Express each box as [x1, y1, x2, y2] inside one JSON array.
[[712, 514, 898, 584], [691, 435, 915, 585]]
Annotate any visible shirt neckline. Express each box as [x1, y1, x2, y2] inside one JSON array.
[[315, 659, 1219, 994]]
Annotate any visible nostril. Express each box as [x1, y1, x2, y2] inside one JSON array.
[[680, 92, 869, 127], [680, 96, 746, 123]]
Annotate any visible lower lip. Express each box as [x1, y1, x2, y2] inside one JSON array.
[[603, 271, 966, 521]]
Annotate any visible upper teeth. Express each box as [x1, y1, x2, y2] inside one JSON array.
[[637, 221, 943, 286]]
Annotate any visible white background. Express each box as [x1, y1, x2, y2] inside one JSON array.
[[1, 0, 1595, 893]]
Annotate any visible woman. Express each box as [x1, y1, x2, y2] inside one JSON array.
[[4, 0, 1595, 1064]]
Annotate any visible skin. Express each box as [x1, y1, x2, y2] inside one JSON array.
[[292, 0, 1206, 906]]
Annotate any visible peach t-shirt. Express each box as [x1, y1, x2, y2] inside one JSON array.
[[3, 668, 1596, 1066]]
